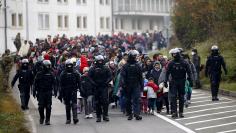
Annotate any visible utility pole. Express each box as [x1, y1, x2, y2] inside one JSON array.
[[3, 0, 8, 50], [26, 0, 29, 40]]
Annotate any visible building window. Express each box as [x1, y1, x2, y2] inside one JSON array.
[[105, 0, 109, 5], [100, 0, 104, 5], [100, 17, 104, 29], [45, 14, 49, 29], [18, 14, 23, 27], [77, 0, 86, 5], [57, 0, 68, 4], [132, 19, 136, 30], [106, 17, 110, 29], [58, 15, 63, 28], [38, 0, 49, 3], [115, 18, 118, 29], [38, 13, 49, 29], [64, 16, 69, 28], [137, 19, 141, 30], [11, 13, 17, 27], [77, 0, 81, 4], [77, 16, 81, 28], [120, 18, 124, 29], [83, 16, 87, 29]]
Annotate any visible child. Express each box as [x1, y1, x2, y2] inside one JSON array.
[[80, 67, 94, 119], [145, 77, 158, 115], [141, 79, 149, 114]]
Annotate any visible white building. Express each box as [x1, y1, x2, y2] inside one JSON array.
[[0, 0, 173, 54], [112, 0, 173, 34]]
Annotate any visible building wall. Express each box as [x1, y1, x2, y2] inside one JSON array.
[[0, 0, 172, 54]]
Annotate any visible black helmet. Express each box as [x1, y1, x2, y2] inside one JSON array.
[[42, 60, 51, 71]]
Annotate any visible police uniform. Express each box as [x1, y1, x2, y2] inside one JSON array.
[[11, 59, 34, 110], [165, 48, 192, 118], [33, 60, 56, 125], [88, 55, 112, 122], [59, 59, 80, 124], [205, 45, 227, 101], [120, 50, 143, 121]]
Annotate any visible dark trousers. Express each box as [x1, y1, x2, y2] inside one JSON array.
[[94, 87, 109, 118], [210, 74, 221, 98], [163, 92, 169, 112], [169, 79, 185, 114], [38, 92, 52, 122], [124, 88, 141, 116], [195, 70, 201, 88], [64, 91, 78, 121], [18, 85, 30, 108], [156, 96, 163, 112], [148, 98, 156, 110]]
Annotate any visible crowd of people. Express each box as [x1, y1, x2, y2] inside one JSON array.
[[7, 32, 227, 125]]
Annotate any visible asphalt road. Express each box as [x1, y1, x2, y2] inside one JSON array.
[[10, 68, 236, 133]]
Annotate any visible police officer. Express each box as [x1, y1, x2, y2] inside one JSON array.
[[205, 45, 227, 101], [120, 50, 143, 121], [11, 59, 34, 110], [33, 60, 56, 125], [165, 48, 192, 119], [59, 59, 80, 124], [88, 55, 112, 122], [192, 49, 201, 88]]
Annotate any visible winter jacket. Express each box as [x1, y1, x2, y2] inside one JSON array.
[[80, 74, 94, 98], [144, 82, 159, 98]]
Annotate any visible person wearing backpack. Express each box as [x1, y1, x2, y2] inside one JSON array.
[[12, 59, 34, 110]]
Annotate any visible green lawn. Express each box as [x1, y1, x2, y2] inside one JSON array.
[[0, 70, 30, 133]]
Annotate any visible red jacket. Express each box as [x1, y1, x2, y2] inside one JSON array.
[[80, 55, 89, 73], [146, 82, 163, 97]]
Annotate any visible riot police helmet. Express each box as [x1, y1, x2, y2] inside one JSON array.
[[211, 45, 219, 55], [95, 55, 104, 66], [169, 48, 181, 60], [65, 59, 74, 71], [21, 59, 29, 69], [42, 60, 51, 71]]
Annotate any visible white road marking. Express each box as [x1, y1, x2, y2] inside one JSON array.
[[188, 101, 235, 109], [185, 105, 236, 114], [190, 98, 230, 104], [185, 115, 236, 125], [217, 129, 236, 133], [195, 122, 236, 131], [177, 109, 236, 121], [191, 96, 211, 100], [154, 112, 196, 133], [191, 94, 206, 97]]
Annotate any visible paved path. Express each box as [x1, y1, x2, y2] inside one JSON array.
[[10, 69, 236, 133]]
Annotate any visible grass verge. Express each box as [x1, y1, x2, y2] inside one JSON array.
[[0, 69, 30, 133]]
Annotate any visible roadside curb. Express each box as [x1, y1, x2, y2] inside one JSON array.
[[200, 87, 236, 98]]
